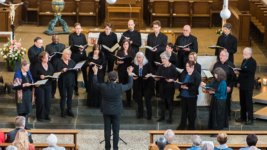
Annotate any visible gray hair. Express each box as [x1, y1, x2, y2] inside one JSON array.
[[244, 47, 253, 55], [15, 116, 25, 128], [47, 134, 58, 146], [164, 129, 175, 144], [160, 51, 171, 60], [201, 143, 214, 150], [6, 145, 18, 150], [220, 49, 229, 59], [134, 52, 148, 66], [192, 135, 202, 146]]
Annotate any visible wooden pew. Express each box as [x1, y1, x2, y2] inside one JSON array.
[[191, 0, 213, 27], [171, 0, 192, 27], [0, 143, 76, 150], [228, 6, 251, 46], [149, 143, 267, 150], [0, 129, 79, 150], [77, 0, 99, 26], [149, 130, 267, 143], [22, 0, 39, 24], [149, 0, 172, 27]]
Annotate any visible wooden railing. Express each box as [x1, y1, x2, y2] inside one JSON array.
[[0, 129, 79, 150]]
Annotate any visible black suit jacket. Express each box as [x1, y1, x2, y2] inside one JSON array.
[[216, 33, 237, 63], [93, 75, 133, 115], [178, 70, 201, 97], [45, 42, 65, 66], [145, 32, 167, 64], [28, 45, 44, 65], [6, 128, 33, 143], [238, 57, 257, 90], [69, 32, 87, 62]]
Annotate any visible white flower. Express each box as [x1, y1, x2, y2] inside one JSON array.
[[3, 55, 7, 59]]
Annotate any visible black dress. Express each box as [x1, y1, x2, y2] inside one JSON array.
[[132, 63, 154, 119], [156, 64, 179, 123], [31, 62, 54, 120], [13, 70, 34, 128], [116, 49, 135, 107], [56, 59, 76, 115], [86, 52, 105, 107]]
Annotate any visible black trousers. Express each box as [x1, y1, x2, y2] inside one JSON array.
[[224, 90, 233, 128], [239, 89, 254, 121], [209, 98, 226, 130], [35, 85, 52, 119], [74, 66, 87, 92], [179, 97, 197, 130], [51, 80, 57, 98], [59, 85, 74, 112], [136, 96, 152, 118], [159, 97, 173, 119], [103, 114, 121, 150]]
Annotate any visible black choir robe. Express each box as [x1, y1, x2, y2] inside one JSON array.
[[216, 33, 237, 63], [175, 34, 198, 68], [145, 32, 167, 71], [119, 30, 142, 53], [45, 42, 65, 66], [86, 51, 105, 107], [69, 32, 87, 62], [28, 45, 44, 71], [195, 62, 201, 74]]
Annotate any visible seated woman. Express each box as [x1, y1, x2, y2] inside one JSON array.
[[43, 134, 65, 150], [187, 135, 202, 150], [12, 129, 35, 150], [214, 133, 232, 150]]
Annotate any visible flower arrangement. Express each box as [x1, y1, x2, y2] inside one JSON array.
[[216, 28, 223, 35], [0, 39, 27, 71]]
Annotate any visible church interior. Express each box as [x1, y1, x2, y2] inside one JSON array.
[[1, 0, 267, 149]]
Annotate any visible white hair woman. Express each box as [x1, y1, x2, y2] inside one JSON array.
[[43, 134, 65, 150], [132, 52, 154, 120], [155, 51, 179, 124]]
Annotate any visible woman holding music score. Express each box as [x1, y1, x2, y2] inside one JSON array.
[[201, 67, 227, 130], [116, 39, 135, 107], [86, 44, 105, 107], [132, 52, 154, 120], [98, 23, 118, 73], [176, 61, 201, 130], [164, 43, 178, 67], [56, 48, 76, 118], [13, 60, 34, 129], [155, 52, 179, 124], [32, 51, 54, 122]]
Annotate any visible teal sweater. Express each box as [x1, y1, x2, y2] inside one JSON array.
[[207, 80, 227, 100]]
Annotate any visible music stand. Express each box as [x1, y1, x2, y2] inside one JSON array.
[[99, 133, 127, 145]]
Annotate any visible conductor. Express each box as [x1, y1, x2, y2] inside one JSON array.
[[92, 66, 133, 150]]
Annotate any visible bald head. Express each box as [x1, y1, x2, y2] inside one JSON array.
[[183, 25, 191, 36], [243, 47, 253, 59], [52, 35, 59, 44], [128, 19, 135, 31]]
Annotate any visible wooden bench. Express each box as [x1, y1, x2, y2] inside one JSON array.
[[149, 143, 267, 150], [0, 143, 76, 150], [149, 0, 172, 27], [149, 130, 267, 143], [191, 0, 213, 27], [1, 129, 78, 150]]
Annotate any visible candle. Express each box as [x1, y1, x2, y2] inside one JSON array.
[[224, 0, 229, 8]]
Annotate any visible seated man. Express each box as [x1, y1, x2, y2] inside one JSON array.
[[164, 129, 180, 150], [6, 116, 33, 143], [187, 135, 202, 150], [240, 134, 259, 150], [214, 133, 232, 150], [43, 134, 65, 150]]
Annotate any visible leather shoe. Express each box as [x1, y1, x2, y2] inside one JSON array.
[[61, 112, 66, 118], [67, 110, 75, 117], [245, 120, 254, 125], [44, 116, 51, 121], [235, 118, 245, 122]]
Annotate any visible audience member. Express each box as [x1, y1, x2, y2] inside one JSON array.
[[201, 143, 214, 150], [156, 137, 167, 150], [164, 129, 180, 150], [214, 133, 232, 150], [187, 135, 202, 150], [6, 116, 33, 143], [12, 129, 35, 150], [240, 134, 259, 150], [43, 134, 66, 150], [6, 145, 17, 150]]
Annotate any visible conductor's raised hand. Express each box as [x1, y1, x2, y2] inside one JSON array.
[[127, 66, 133, 75], [93, 65, 98, 75]]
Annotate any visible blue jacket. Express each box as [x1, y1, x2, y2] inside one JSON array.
[[207, 80, 227, 100]]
